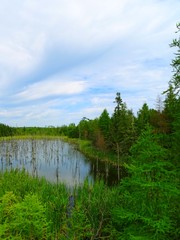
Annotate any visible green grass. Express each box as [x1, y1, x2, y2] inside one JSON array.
[[65, 137, 125, 166], [0, 135, 64, 141], [0, 169, 120, 239]]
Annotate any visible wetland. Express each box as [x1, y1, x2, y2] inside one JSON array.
[[0, 138, 121, 187]]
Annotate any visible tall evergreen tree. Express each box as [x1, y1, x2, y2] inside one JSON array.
[[163, 85, 178, 135], [164, 23, 180, 165], [98, 109, 111, 149], [136, 103, 151, 134], [112, 126, 179, 239], [169, 23, 180, 95], [111, 93, 135, 164]]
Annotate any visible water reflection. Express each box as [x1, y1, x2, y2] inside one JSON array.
[[0, 139, 125, 186], [87, 156, 127, 186]]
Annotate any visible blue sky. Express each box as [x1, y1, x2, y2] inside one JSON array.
[[0, 0, 179, 127]]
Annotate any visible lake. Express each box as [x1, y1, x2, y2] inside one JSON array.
[[0, 138, 123, 187]]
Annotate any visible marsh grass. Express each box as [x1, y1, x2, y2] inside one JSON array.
[[0, 169, 120, 239], [0, 169, 69, 239], [65, 138, 120, 166], [0, 136, 124, 239], [0, 135, 64, 141]]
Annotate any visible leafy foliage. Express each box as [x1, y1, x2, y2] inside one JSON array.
[[112, 126, 180, 239], [0, 192, 50, 239], [110, 92, 135, 156], [0, 170, 120, 239], [169, 23, 180, 95], [0, 123, 14, 137]]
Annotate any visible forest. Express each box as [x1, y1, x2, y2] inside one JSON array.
[[0, 25, 179, 239]]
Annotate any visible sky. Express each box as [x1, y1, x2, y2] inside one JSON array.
[[0, 0, 179, 127]]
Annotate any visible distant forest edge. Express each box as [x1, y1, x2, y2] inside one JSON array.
[[0, 22, 180, 166], [0, 87, 178, 144], [0, 81, 179, 164]]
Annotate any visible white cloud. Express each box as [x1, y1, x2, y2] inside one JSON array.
[[0, 42, 32, 72], [15, 78, 87, 101], [0, 0, 179, 126]]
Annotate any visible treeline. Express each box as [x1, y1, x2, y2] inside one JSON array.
[[0, 123, 14, 137], [1, 89, 176, 162], [7, 86, 177, 165]]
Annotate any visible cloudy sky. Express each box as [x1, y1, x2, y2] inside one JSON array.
[[0, 0, 179, 127]]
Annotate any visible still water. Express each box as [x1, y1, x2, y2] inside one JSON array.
[[0, 139, 122, 187]]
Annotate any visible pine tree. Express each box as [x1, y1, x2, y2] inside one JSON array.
[[99, 109, 110, 141], [136, 103, 151, 135], [112, 126, 179, 239], [164, 23, 180, 166], [169, 23, 180, 95], [111, 92, 135, 158]]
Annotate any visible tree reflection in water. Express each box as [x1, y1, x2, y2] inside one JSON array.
[[0, 139, 126, 187]]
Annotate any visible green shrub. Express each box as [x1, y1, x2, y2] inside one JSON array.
[[0, 192, 51, 239]]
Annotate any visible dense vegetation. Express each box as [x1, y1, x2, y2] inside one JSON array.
[[0, 24, 179, 239], [0, 123, 14, 137], [0, 170, 121, 239]]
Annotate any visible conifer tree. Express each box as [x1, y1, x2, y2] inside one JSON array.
[[164, 23, 180, 165], [99, 109, 110, 141], [112, 126, 179, 239], [136, 103, 151, 134], [98, 109, 111, 149], [111, 92, 135, 158], [169, 23, 180, 95]]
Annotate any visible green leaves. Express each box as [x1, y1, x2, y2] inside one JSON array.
[[0, 123, 13, 137], [112, 126, 180, 239], [111, 92, 135, 156], [0, 192, 51, 239], [0, 170, 121, 239], [169, 23, 180, 95]]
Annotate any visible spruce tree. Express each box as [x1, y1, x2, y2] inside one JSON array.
[[111, 92, 135, 158], [112, 126, 179, 239]]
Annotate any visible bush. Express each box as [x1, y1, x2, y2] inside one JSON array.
[[0, 192, 51, 239]]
